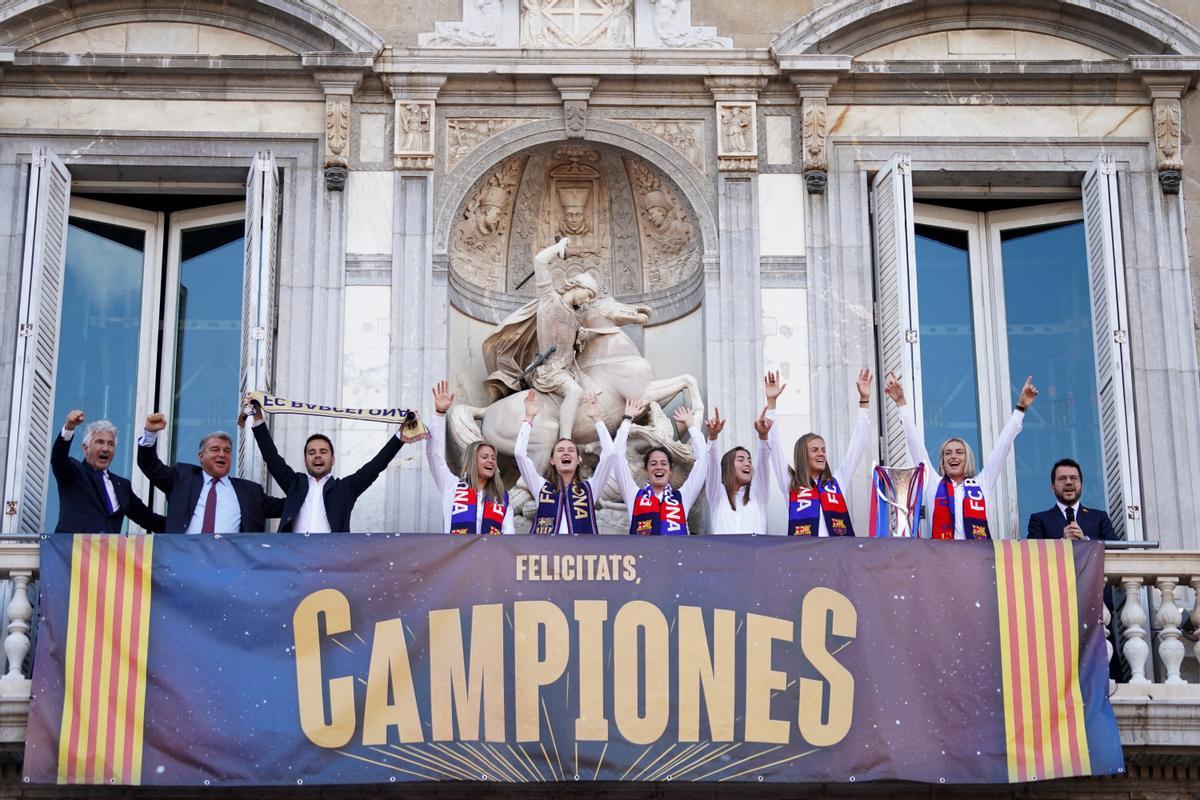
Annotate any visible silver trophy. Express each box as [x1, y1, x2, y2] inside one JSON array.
[[871, 463, 926, 538]]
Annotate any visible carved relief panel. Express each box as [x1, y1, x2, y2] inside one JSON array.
[[448, 142, 700, 311]]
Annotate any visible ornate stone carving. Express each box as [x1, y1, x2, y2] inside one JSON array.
[[419, 0, 504, 47], [624, 156, 698, 291], [802, 97, 828, 194], [564, 100, 588, 138], [1154, 97, 1182, 194], [603, 151, 642, 295], [647, 0, 731, 48], [539, 146, 609, 291], [451, 155, 529, 292], [395, 100, 434, 169], [446, 118, 533, 169], [324, 166, 348, 192], [716, 101, 757, 172], [619, 119, 705, 173], [325, 95, 350, 163], [521, 0, 633, 48]]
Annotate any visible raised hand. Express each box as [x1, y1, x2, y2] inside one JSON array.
[[753, 408, 774, 441], [672, 406, 695, 430], [763, 371, 787, 409], [64, 409, 85, 432], [856, 368, 873, 404], [624, 397, 646, 420], [238, 392, 263, 428], [884, 372, 906, 407], [523, 390, 540, 422], [432, 380, 455, 414], [583, 393, 601, 422], [1018, 376, 1039, 409], [145, 412, 167, 433], [705, 407, 726, 442]]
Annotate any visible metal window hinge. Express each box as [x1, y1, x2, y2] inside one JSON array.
[[17, 324, 33, 337], [904, 329, 919, 343], [1127, 505, 1140, 520], [1114, 330, 1128, 344], [4, 501, 15, 517], [250, 326, 267, 341]]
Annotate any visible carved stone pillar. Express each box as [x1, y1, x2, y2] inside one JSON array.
[[1143, 76, 1188, 194], [1155, 576, 1185, 684], [791, 75, 839, 195], [707, 78, 764, 173], [385, 75, 447, 532], [314, 69, 366, 192], [553, 77, 598, 139], [0, 570, 32, 697], [1120, 577, 1151, 684]]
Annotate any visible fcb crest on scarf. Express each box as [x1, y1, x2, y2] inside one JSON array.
[[869, 463, 925, 538]]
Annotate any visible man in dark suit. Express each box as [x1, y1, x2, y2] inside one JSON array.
[[51, 410, 164, 534], [1027, 458, 1118, 541], [240, 398, 406, 533], [137, 412, 284, 533]]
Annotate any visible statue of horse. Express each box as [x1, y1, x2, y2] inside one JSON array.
[[447, 296, 704, 475]]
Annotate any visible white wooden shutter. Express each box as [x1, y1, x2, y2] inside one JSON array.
[[1081, 154, 1141, 540], [872, 154, 921, 467], [3, 147, 71, 534], [237, 151, 280, 481]]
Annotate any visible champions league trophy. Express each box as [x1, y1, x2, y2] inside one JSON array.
[[868, 463, 926, 538]]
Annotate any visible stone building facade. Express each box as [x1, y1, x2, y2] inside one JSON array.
[[2, 0, 1200, 546]]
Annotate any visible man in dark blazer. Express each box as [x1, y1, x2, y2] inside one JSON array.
[[137, 412, 284, 533], [240, 398, 406, 533], [51, 410, 164, 534], [1027, 458, 1118, 541]]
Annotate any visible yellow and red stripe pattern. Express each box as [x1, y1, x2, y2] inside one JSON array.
[[993, 540, 1090, 782], [56, 535, 154, 785]]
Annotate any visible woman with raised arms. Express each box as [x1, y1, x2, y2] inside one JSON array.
[[427, 380, 514, 535], [605, 399, 708, 535], [515, 390, 619, 535], [767, 369, 873, 537], [884, 371, 1037, 540], [702, 406, 775, 534]]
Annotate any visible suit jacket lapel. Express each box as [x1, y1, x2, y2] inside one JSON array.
[[86, 467, 111, 514], [187, 469, 204, 523]]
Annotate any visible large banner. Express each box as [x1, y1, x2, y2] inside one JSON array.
[[25, 535, 1122, 786]]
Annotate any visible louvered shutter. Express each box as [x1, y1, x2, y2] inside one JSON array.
[[237, 151, 280, 481], [1081, 154, 1141, 540], [3, 147, 71, 534], [872, 154, 921, 466]]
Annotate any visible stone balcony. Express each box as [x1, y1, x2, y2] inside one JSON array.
[[0, 538, 1193, 780]]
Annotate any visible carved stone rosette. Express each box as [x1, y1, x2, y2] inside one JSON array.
[[395, 99, 436, 170], [802, 97, 828, 194], [716, 101, 757, 172], [446, 118, 534, 169], [618, 119, 705, 174], [1154, 97, 1183, 195]]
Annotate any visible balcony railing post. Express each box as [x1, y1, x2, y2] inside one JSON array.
[[0, 569, 33, 697], [1191, 577, 1200, 669], [1120, 576, 1151, 684], [1154, 576, 1185, 685]]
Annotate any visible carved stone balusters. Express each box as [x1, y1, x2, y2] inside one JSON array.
[[1102, 597, 1115, 695], [0, 571, 32, 697], [1121, 576, 1151, 684], [1155, 576, 1185, 684], [1191, 576, 1200, 671]]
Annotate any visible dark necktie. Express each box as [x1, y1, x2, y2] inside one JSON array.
[[95, 469, 114, 514], [201, 479, 218, 534]]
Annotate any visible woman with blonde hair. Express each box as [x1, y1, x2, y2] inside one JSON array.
[[427, 380, 514, 534], [767, 369, 873, 537], [702, 407, 774, 534], [884, 371, 1038, 540]]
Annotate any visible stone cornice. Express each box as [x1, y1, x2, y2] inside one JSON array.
[[377, 48, 777, 77]]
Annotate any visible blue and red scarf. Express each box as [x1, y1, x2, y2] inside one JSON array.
[[630, 484, 687, 535], [931, 477, 990, 541], [788, 477, 855, 537], [449, 482, 508, 536], [533, 479, 598, 535]]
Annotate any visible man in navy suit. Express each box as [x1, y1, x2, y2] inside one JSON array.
[[1027, 458, 1118, 541], [51, 410, 164, 534], [137, 412, 284, 533], [240, 397, 406, 533]]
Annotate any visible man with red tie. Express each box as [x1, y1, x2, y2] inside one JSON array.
[[1026, 458, 1118, 541], [137, 412, 284, 534]]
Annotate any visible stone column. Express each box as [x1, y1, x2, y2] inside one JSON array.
[[705, 78, 765, 449], [386, 76, 447, 533]]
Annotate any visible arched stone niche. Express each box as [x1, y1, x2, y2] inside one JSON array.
[[447, 141, 705, 325]]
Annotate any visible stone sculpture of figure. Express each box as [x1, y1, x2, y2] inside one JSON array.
[[483, 238, 599, 439], [476, 183, 509, 236], [723, 106, 751, 153], [557, 184, 592, 237], [399, 103, 431, 152]]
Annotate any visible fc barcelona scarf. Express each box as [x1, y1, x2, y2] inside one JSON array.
[[788, 478, 855, 537], [448, 482, 508, 536], [932, 477, 991, 540], [629, 484, 688, 535], [533, 480, 598, 535]]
